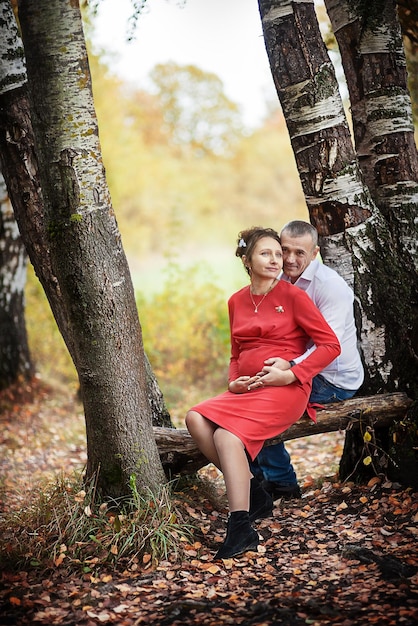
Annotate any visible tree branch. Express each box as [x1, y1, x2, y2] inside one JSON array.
[[154, 392, 413, 476]]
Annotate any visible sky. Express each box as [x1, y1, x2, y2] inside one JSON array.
[[91, 0, 278, 129]]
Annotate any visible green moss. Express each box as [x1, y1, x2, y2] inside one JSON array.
[[339, 162, 357, 177], [70, 213, 82, 223], [47, 220, 62, 239]]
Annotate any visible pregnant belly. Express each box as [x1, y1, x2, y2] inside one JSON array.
[[238, 346, 281, 377]]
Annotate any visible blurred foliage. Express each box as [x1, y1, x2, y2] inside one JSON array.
[[137, 261, 231, 424], [149, 61, 243, 156], [88, 49, 307, 261]]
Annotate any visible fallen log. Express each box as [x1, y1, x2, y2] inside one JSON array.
[[154, 392, 413, 476]]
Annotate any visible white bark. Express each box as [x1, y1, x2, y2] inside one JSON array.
[[258, 0, 417, 395], [325, 0, 418, 270], [0, 176, 27, 303], [0, 1, 26, 94]]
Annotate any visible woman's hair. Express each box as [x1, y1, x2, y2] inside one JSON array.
[[235, 227, 281, 275]]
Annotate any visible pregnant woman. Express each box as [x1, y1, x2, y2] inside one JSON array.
[[185, 226, 340, 559]]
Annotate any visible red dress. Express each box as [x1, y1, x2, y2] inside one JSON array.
[[189, 280, 340, 459]]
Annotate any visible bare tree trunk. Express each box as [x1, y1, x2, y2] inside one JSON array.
[[322, 0, 418, 481], [258, 0, 418, 392], [397, 0, 418, 127], [0, 175, 33, 387], [325, 0, 418, 262], [0, 0, 73, 354], [257, 0, 418, 483], [0, 0, 171, 429], [17, 0, 166, 499], [403, 37, 418, 129]]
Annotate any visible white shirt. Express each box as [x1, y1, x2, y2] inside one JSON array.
[[281, 259, 364, 390]]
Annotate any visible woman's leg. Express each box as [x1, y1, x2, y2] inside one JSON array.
[[212, 428, 259, 558], [213, 427, 252, 512], [187, 417, 259, 558], [185, 410, 221, 468]]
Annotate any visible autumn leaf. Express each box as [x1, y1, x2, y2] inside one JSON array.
[[54, 553, 66, 567], [74, 490, 86, 502]]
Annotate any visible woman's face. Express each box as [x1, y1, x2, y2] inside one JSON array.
[[245, 236, 283, 281]]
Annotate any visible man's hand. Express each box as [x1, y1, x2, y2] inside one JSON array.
[[263, 356, 292, 370], [257, 366, 297, 386]]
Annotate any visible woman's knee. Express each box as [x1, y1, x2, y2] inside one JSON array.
[[213, 427, 243, 452], [185, 410, 199, 431]]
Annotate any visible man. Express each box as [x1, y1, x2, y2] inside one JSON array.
[[251, 220, 364, 500]]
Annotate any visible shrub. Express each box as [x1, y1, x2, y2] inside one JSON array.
[[137, 261, 230, 420]]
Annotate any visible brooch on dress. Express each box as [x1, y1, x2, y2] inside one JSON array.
[[275, 306, 285, 313]]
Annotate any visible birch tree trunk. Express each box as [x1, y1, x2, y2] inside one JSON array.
[[325, 0, 418, 267], [258, 0, 418, 394], [0, 175, 33, 387], [0, 0, 35, 388], [16, 0, 166, 499], [257, 0, 418, 482], [322, 0, 418, 481]]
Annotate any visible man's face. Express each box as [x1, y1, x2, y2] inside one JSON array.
[[280, 232, 319, 283]]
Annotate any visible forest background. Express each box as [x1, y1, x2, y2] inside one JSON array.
[[25, 1, 314, 427]]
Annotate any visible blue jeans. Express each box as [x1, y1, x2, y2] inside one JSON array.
[[250, 374, 358, 486]]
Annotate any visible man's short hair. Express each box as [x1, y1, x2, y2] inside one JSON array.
[[280, 220, 318, 247]]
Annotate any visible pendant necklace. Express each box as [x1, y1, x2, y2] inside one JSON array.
[[250, 279, 277, 313]]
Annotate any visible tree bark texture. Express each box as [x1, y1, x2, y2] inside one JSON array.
[[258, 0, 418, 484], [323, 0, 418, 399], [18, 0, 166, 499], [398, 0, 418, 129], [0, 176, 33, 387], [153, 392, 412, 476], [257, 0, 418, 400], [325, 0, 418, 267], [258, 0, 373, 235]]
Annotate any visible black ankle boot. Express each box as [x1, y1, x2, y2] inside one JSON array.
[[249, 477, 273, 522], [215, 511, 259, 560]]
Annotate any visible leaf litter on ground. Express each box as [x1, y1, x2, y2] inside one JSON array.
[[0, 378, 417, 625]]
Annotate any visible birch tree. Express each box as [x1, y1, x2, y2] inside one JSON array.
[[257, 0, 418, 481], [0, 0, 33, 389], [0, 0, 166, 499], [0, 175, 33, 387]]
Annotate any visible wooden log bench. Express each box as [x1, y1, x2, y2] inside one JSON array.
[[153, 392, 413, 476]]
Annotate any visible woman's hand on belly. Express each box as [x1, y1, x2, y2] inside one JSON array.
[[229, 375, 264, 393]]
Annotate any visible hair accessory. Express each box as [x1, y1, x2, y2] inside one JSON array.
[[238, 238, 246, 248]]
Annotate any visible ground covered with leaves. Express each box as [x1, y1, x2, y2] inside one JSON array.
[[0, 380, 417, 625]]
